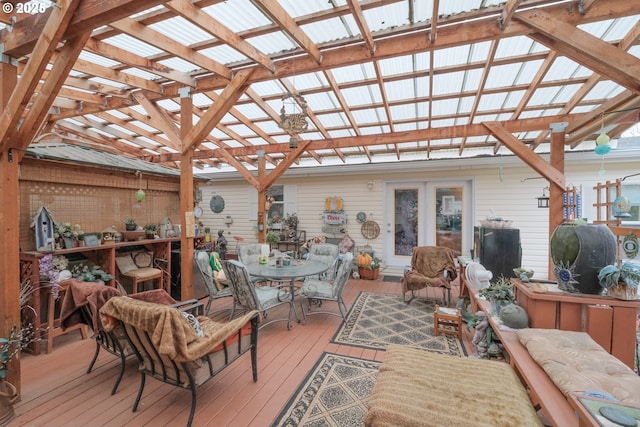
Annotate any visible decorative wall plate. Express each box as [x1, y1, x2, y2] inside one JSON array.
[[622, 233, 638, 259], [209, 195, 225, 213], [194, 206, 203, 218], [356, 212, 367, 223], [361, 220, 380, 239]]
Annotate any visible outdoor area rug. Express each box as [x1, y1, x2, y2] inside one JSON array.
[[331, 291, 466, 356], [271, 352, 381, 427]]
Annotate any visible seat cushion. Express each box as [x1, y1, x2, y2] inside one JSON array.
[[300, 279, 335, 299], [123, 267, 162, 280]]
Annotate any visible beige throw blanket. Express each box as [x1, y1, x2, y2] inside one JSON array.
[[100, 296, 257, 362]]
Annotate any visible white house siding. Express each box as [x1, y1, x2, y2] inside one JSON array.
[[198, 155, 639, 281]]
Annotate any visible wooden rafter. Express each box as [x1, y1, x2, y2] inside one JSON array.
[[131, 92, 182, 147], [499, 0, 524, 29], [346, 0, 376, 55]]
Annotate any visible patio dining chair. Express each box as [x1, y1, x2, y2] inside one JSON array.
[[222, 259, 295, 330], [402, 246, 458, 306], [306, 243, 340, 280], [299, 252, 353, 321], [194, 250, 232, 315]]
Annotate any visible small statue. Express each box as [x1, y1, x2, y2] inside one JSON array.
[[471, 311, 489, 359], [216, 229, 227, 260]]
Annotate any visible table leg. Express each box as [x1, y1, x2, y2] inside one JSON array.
[[289, 278, 301, 323]]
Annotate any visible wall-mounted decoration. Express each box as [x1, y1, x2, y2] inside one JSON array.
[[623, 233, 638, 259], [356, 212, 367, 223], [322, 197, 347, 234], [209, 195, 225, 213], [361, 220, 380, 239]]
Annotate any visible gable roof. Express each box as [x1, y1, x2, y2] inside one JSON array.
[[1, 0, 639, 175]]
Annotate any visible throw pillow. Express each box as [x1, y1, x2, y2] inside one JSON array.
[[181, 311, 204, 337], [338, 234, 355, 254]]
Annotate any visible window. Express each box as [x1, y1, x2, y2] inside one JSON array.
[[267, 185, 284, 224], [249, 184, 297, 221]]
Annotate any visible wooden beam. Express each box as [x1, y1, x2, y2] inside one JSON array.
[[514, 8, 640, 94], [179, 89, 194, 301], [259, 140, 311, 192], [483, 121, 565, 189], [0, 0, 168, 57], [182, 68, 254, 153], [131, 92, 182, 147], [17, 31, 92, 147], [0, 0, 82, 151], [251, 0, 322, 64], [166, 0, 276, 73], [346, 0, 376, 55], [499, 0, 524, 29], [429, 0, 439, 42]]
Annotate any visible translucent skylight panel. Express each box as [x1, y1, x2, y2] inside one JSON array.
[[103, 34, 164, 57], [278, 0, 334, 18], [511, 60, 544, 85], [394, 122, 420, 132], [583, 81, 624, 101], [495, 36, 538, 59], [305, 91, 340, 112], [460, 69, 483, 92], [360, 124, 391, 135], [432, 71, 465, 96], [288, 72, 326, 92], [434, 45, 471, 68], [156, 99, 180, 111], [477, 93, 508, 112], [225, 124, 254, 138], [302, 18, 354, 45], [233, 103, 268, 120], [84, 114, 106, 124], [331, 63, 371, 84], [199, 45, 246, 66], [251, 80, 285, 98], [485, 63, 522, 89], [254, 121, 282, 134], [78, 51, 120, 68], [88, 77, 127, 89], [527, 86, 565, 107], [629, 45, 640, 59], [544, 56, 585, 82], [190, 93, 212, 109], [389, 104, 417, 121], [149, 17, 213, 46], [122, 68, 161, 81], [378, 55, 419, 78], [431, 98, 464, 117], [578, 17, 638, 41], [108, 124, 135, 136], [362, 2, 410, 32], [130, 5, 166, 19], [501, 90, 526, 109], [130, 121, 160, 133], [352, 107, 387, 125], [106, 110, 130, 120], [246, 32, 298, 57], [203, 0, 272, 33], [473, 113, 500, 123], [341, 84, 382, 107], [157, 58, 200, 73], [327, 129, 355, 138], [384, 80, 415, 102]]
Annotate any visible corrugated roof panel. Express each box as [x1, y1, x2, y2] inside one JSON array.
[[578, 16, 639, 41], [351, 107, 382, 125], [629, 45, 640, 59], [378, 54, 422, 78], [432, 71, 465, 96], [233, 103, 269, 120], [157, 57, 200, 73], [331, 63, 371, 84], [544, 56, 586, 81], [473, 113, 500, 123], [191, 93, 213, 109], [460, 68, 483, 92], [341, 84, 382, 107], [304, 91, 339, 112], [477, 93, 508, 112], [431, 98, 462, 117], [495, 36, 541, 59], [84, 114, 106, 124], [149, 17, 214, 46], [121, 68, 161, 81], [302, 17, 354, 45], [202, 0, 272, 32], [583, 81, 624, 101], [78, 51, 120, 67], [155, 99, 180, 111], [384, 79, 415, 102], [246, 32, 298, 57], [327, 129, 355, 138], [434, 45, 471, 68], [225, 124, 255, 138], [106, 110, 131, 120], [360, 123, 391, 135], [288, 71, 326, 92], [251, 80, 285, 98], [389, 104, 417, 121], [103, 34, 164, 58], [130, 121, 160, 133], [199, 45, 247, 65], [512, 60, 545, 85], [88, 77, 127, 88], [108, 124, 135, 136], [485, 63, 524, 89], [362, 1, 410, 32], [502, 90, 527, 109], [277, 0, 335, 18]]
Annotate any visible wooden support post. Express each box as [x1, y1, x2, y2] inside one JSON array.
[[257, 150, 266, 243], [548, 122, 567, 278], [0, 59, 22, 394], [179, 88, 194, 301]]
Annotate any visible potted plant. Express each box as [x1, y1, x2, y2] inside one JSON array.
[[143, 223, 157, 239], [598, 262, 640, 300], [356, 252, 381, 280], [0, 323, 33, 424], [72, 264, 114, 284], [124, 218, 137, 231], [479, 276, 515, 314], [266, 230, 280, 249]]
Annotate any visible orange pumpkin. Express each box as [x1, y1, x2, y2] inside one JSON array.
[[356, 252, 372, 267]]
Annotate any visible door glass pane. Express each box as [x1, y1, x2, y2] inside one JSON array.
[[435, 186, 463, 256], [394, 189, 418, 256]]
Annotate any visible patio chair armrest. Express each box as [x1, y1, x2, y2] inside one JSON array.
[[171, 299, 205, 316]]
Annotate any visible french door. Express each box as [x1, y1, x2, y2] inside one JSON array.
[[384, 180, 472, 270]]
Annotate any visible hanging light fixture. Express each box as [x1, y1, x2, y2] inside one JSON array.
[[279, 93, 308, 149], [537, 186, 549, 208]]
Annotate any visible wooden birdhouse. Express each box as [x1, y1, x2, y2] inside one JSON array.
[[31, 206, 56, 253]]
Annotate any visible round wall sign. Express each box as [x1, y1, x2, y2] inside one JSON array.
[[361, 220, 380, 239], [209, 195, 225, 213]]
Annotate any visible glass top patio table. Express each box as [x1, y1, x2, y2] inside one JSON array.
[[245, 259, 330, 324]]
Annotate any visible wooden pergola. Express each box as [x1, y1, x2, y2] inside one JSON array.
[[1, 0, 639, 390]]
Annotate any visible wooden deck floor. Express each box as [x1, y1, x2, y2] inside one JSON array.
[[8, 277, 470, 427]]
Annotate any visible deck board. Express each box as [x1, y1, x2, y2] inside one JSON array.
[[9, 277, 469, 427]]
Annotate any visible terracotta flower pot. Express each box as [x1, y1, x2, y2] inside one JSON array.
[[358, 267, 379, 280]]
